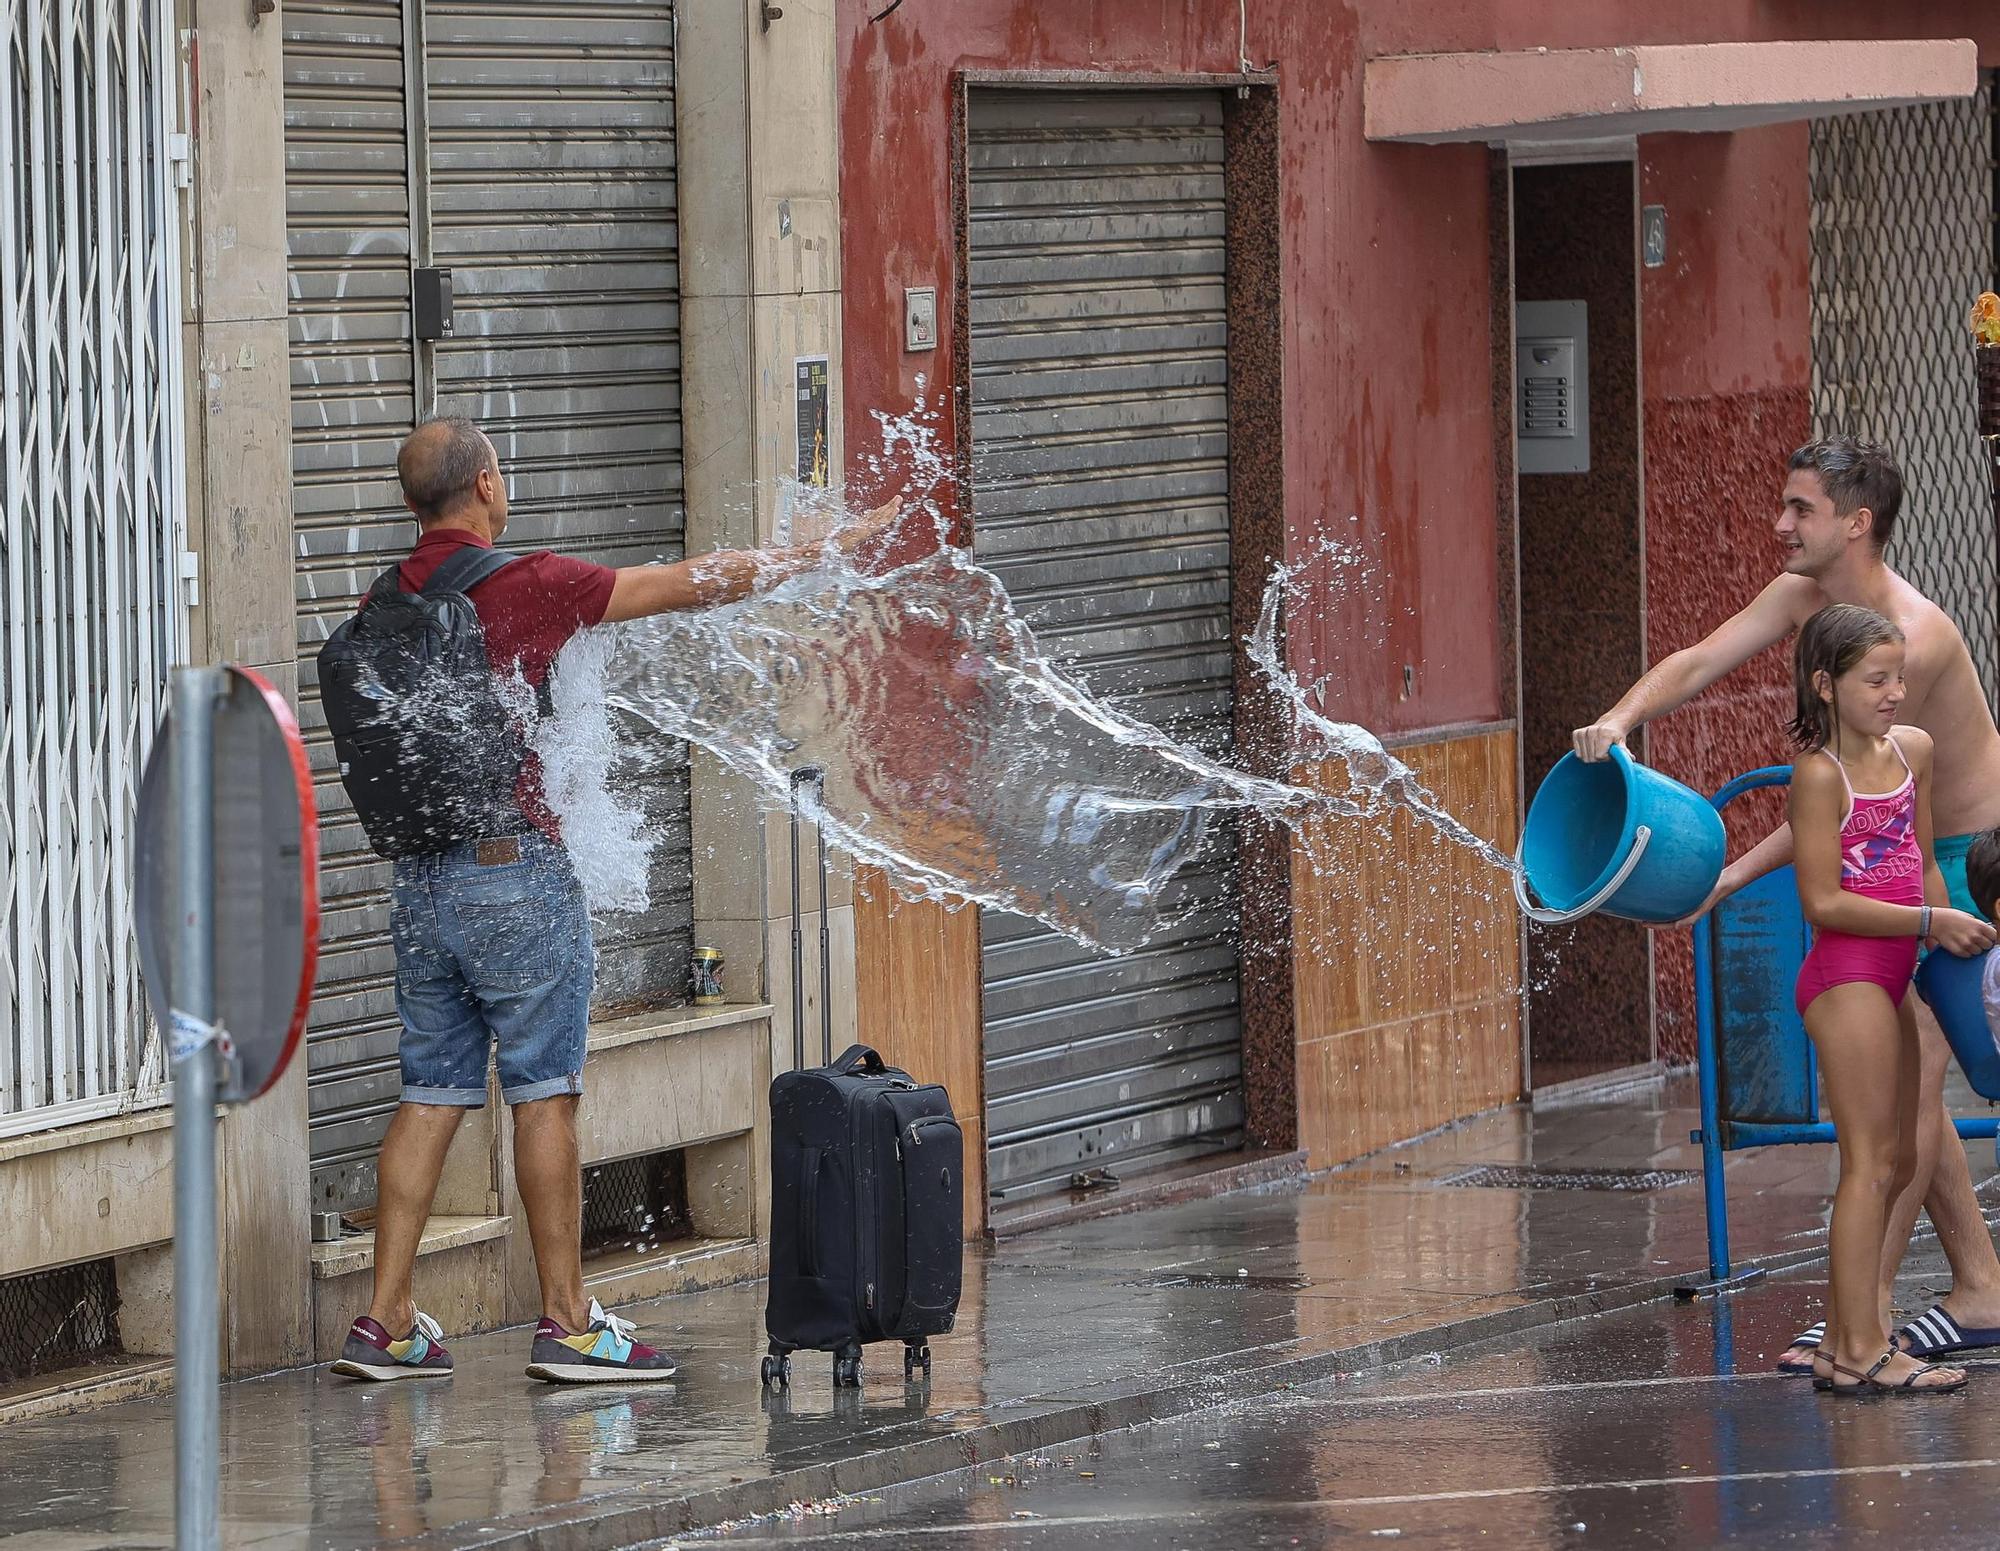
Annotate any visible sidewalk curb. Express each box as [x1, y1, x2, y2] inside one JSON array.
[[395, 1239, 1834, 1550]]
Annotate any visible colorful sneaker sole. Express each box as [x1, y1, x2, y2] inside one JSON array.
[[330, 1356, 453, 1382], [524, 1353, 678, 1384]]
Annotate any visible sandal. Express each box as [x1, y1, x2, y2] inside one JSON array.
[[1896, 1304, 2000, 1359], [1819, 1347, 1968, 1397]]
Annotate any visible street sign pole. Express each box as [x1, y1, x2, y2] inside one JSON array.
[[171, 664, 221, 1550], [137, 660, 320, 1549]]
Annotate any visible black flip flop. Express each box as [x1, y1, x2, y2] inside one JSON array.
[[1896, 1305, 2000, 1359]]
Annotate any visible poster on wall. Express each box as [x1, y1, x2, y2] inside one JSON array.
[[795, 355, 830, 488]]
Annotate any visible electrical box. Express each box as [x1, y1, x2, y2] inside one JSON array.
[[1515, 298, 1589, 475], [905, 286, 937, 352], [413, 267, 454, 342]]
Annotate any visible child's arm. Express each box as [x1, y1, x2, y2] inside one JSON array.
[[1894, 729, 1989, 954]]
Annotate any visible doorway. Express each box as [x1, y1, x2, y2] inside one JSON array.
[[1512, 158, 1653, 1087], [964, 88, 1246, 1205]]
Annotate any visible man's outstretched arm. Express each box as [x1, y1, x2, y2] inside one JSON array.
[[601, 497, 901, 624], [1571, 574, 1810, 761]]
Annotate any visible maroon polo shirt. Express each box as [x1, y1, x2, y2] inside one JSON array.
[[394, 528, 618, 840]]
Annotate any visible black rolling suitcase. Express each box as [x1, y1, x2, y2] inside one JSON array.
[[761, 768, 965, 1389]]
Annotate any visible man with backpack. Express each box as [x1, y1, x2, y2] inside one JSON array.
[[323, 415, 896, 1383]]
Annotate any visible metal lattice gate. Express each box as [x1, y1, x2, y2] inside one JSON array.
[[1809, 79, 2000, 699], [0, 0, 187, 1134]]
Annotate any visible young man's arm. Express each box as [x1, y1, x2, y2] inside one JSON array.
[[601, 498, 900, 625], [1571, 574, 1812, 761]]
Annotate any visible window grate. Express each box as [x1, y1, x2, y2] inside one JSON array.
[[0, 1260, 122, 1387], [580, 1150, 692, 1261], [1436, 1164, 1698, 1192], [1809, 78, 2000, 703]]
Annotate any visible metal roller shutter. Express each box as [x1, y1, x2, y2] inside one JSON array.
[[284, 0, 421, 1209], [284, 0, 687, 1212], [967, 89, 1244, 1204], [424, 0, 690, 1009]]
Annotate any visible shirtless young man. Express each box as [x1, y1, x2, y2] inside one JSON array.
[[1573, 436, 2000, 1376]]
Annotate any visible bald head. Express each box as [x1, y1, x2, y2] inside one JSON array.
[[398, 416, 497, 525]]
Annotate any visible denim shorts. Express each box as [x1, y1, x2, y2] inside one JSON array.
[[388, 830, 593, 1107]]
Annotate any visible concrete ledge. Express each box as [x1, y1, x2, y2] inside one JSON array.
[[0, 1358, 173, 1427], [0, 1103, 173, 1163], [0, 1110, 175, 1279], [586, 1001, 773, 1058], [1365, 38, 1979, 145], [582, 1234, 764, 1304], [308, 1214, 513, 1281], [988, 1148, 1310, 1239]]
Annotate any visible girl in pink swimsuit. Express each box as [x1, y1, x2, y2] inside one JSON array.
[[1788, 604, 1991, 1397]]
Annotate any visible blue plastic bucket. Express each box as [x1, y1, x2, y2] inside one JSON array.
[[1515, 745, 1726, 925], [1914, 948, 2000, 1102]]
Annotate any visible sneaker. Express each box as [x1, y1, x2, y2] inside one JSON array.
[[525, 1298, 678, 1384], [331, 1309, 454, 1381]]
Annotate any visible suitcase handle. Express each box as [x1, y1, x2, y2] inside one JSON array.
[[831, 1043, 888, 1076], [790, 766, 835, 1070]]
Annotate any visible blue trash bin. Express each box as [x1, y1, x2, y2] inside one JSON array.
[[1516, 744, 1727, 926]]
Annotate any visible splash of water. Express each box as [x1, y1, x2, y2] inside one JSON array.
[[1247, 538, 1517, 872], [590, 538, 1299, 951], [530, 386, 1517, 948], [534, 630, 654, 913], [542, 512, 1510, 955]]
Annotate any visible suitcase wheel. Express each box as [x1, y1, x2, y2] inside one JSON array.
[[760, 1352, 792, 1389], [834, 1345, 863, 1388], [903, 1341, 932, 1380]]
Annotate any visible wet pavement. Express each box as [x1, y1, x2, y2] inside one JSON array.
[[3, 1074, 1995, 1548], [704, 1258, 1995, 1549]]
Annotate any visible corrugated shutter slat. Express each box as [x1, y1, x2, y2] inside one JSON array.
[[968, 90, 1244, 1204]]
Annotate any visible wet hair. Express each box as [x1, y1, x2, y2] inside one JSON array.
[[1788, 603, 1904, 751], [397, 416, 493, 521], [1967, 831, 2000, 926], [1787, 436, 1904, 550]]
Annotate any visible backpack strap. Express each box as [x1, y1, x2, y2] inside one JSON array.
[[421, 544, 518, 598]]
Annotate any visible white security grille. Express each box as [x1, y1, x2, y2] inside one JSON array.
[[1809, 82, 2000, 700], [0, 0, 187, 1133]]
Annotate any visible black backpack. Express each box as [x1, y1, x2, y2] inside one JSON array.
[[317, 545, 535, 860]]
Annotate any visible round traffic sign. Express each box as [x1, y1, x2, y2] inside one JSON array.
[[135, 665, 320, 1103]]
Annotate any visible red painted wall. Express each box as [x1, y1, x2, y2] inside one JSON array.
[[840, 4, 1997, 739], [840, 3, 1501, 737], [1637, 126, 1814, 1061]]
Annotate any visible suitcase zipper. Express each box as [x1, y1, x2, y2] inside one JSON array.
[[906, 1117, 957, 1148]]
